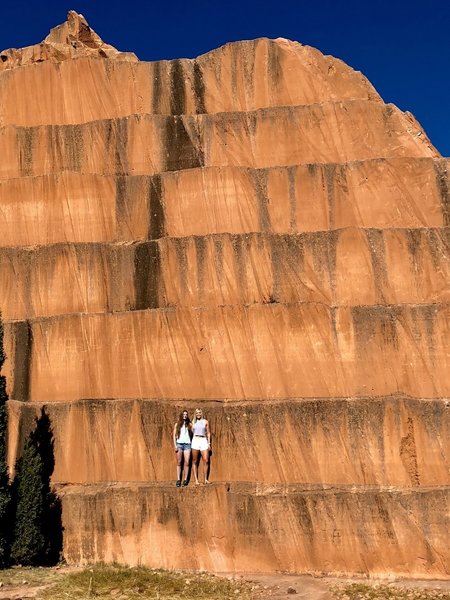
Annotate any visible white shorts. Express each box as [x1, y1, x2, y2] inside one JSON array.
[[191, 436, 209, 451]]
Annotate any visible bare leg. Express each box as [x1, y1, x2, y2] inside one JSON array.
[[176, 449, 183, 482], [192, 449, 201, 483], [200, 449, 210, 483], [182, 450, 191, 482]]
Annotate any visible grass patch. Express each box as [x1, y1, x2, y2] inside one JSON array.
[[331, 582, 450, 600], [0, 565, 61, 586], [36, 564, 254, 599]]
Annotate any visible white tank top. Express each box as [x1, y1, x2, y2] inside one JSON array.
[[177, 424, 191, 444], [193, 419, 207, 436]]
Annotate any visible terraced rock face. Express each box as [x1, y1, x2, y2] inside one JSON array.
[[2, 11, 449, 577]]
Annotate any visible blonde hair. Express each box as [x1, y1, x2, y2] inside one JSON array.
[[193, 408, 205, 423]]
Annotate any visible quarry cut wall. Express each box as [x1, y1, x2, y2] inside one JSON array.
[[1, 11, 449, 577]]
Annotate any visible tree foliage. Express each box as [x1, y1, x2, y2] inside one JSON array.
[[10, 408, 62, 566], [0, 318, 61, 568], [0, 317, 11, 567], [10, 435, 46, 565]]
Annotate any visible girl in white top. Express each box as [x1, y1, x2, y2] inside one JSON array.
[[173, 410, 192, 487], [191, 408, 211, 484]]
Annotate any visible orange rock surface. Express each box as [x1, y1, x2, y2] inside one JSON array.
[[1, 12, 448, 577]]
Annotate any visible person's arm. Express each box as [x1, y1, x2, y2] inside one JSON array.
[[173, 424, 178, 452], [205, 421, 211, 448]]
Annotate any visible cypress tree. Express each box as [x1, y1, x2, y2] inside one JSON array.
[[11, 432, 46, 565], [11, 408, 61, 566], [0, 317, 11, 566], [28, 408, 61, 565]]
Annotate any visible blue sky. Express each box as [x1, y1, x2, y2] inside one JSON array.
[[1, 0, 449, 156]]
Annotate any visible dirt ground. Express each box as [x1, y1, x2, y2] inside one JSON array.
[[244, 572, 450, 599], [0, 567, 448, 599]]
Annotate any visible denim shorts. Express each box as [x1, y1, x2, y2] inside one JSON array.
[[176, 442, 191, 451]]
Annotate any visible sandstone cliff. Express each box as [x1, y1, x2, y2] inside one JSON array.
[[1, 12, 448, 577]]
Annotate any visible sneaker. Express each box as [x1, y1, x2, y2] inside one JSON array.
[[176, 480, 181, 487], [182, 480, 188, 487]]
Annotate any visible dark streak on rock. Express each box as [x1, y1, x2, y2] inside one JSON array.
[[412, 305, 436, 359], [351, 306, 400, 351], [152, 61, 162, 114], [382, 105, 395, 134], [330, 306, 339, 342], [242, 40, 257, 94], [17, 127, 36, 177], [374, 496, 397, 539], [251, 170, 271, 232], [234, 495, 265, 535], [287, 166, 297, 232], [380, 308, 400, 350], [170, 59, 186, 116], [365, 230, 388, 303], [308, 230, 338, 296], [400, 417, 420, 486], [292, 496, 314, 538], [327, 229, 338, 296], [434, 160, 450, 226], [45, 125, 59, 170], [405, 229, 423, 276], [425, 229, 444, 269], [148, 175, 165, 240], [285, 234, 304, 273], [4, 247, 33, 316], [231, 234, 248, 300], [115, 175, 127, 236], [12, 320, 33, 402], [270, 235, 304, 302], [195, 237, 207, 303], [270, 236, 282, 301], [336, 164, 349, 193], [107, 244, 125, 312], [193, 62, 206, 115], [213, 237, 224, 286], [165, 117, 203, 171], [108, 508, 116, 532], [157, 493, 181, 529], [248, 112, 257, 138], [307, 163, 318, 176], [63, 124, 84, 171], [174, 238, 189, 295], [115, 118, 129, 175], [267, 40, 283, 85], [323, 164, 336, 229], [105, 120, 113, 151], [133, 242, 161, 310], [230, 43, 238, 98], [104, 58, 113, 79]]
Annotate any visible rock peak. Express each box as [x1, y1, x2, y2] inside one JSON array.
[[46, 10, 110, 50], [0, 10, 138, 72]]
